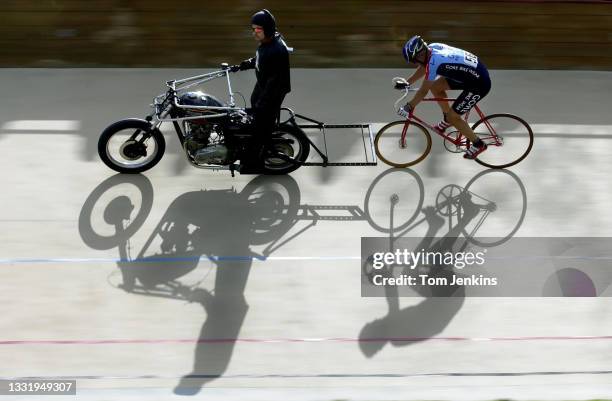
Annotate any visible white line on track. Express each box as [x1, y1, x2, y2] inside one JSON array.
[[518, 124, 612, 135], [1, 255, 612, 265], [0, 256, 362, 265], [1, 120, 81, 131]]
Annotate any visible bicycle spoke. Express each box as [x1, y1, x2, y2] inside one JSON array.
[[363, 168, 424, 233], [375, 121, 432, 167]]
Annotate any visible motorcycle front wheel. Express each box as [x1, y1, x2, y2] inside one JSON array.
[[98, 118, 166, 174]]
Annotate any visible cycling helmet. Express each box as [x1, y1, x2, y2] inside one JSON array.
[[402, 35, 428, 63], [251, 9, 276, 37]]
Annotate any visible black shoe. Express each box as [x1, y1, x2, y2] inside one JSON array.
[[238, 162, 265, 175], [463, 142, 487, 160]]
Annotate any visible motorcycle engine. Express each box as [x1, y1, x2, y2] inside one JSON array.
[[184, 123, 229, 165], [194, 143, 229, 165], [179, 91, 233, 165]]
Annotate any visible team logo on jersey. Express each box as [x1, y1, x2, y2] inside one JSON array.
[[464, 51, 478, 68]]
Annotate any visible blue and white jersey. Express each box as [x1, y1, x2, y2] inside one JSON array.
[[425, 43, 490, 87]]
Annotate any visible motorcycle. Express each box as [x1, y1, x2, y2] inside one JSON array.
[[97, 63, 311, 176]]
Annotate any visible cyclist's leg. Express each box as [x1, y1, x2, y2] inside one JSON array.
[[447, 81, 491, 144], [443, 62, 492, 158], [430, 77, 463, 132], [430, 77, 452, 115]]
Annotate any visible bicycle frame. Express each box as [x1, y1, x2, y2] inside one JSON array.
[[395, 88, 502, 148]]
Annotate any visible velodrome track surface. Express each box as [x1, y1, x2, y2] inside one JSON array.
[[0, 69, 611, 400]]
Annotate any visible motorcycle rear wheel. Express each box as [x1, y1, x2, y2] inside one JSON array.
[[262, 124, 310, 175]]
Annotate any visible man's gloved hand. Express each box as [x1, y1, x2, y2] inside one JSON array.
[[230, 60, 252, 73], [397, 103, 413, 118], [239, 59, 252, 70]]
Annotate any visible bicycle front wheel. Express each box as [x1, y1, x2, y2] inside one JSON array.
[[471, 113, 534, 169], [461, 168, 528, 247], [375, 120, 432, 168]]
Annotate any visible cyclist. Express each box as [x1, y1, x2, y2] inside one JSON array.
[[230, 9, 292, 173], [397, 35, 491, 159]]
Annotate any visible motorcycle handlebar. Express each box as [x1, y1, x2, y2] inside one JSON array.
[[170, 69, 228, 88], [159, 63, 236, 108]]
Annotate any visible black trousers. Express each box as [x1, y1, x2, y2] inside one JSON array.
[[245, 97, 285, 166]]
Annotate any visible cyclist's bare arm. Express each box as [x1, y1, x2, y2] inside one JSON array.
[[408, 79, 434, 109], [406, 65, 426, 85]]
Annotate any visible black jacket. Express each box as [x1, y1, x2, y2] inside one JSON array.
[[243, 33, 291, 110]]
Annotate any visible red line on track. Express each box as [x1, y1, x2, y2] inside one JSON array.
[[1, 336, 611, 345]]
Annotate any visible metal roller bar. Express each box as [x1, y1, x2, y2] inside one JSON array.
[[361, 124, 368, 163], [279, 109, 378, 167], [298, 124, 370, 129], [302, 162, 377, 166], [367, 123, 377, 164], [297, 205, 366, 221]]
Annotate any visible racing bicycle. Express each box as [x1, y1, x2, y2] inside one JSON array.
[[375, 78, 534, 169]]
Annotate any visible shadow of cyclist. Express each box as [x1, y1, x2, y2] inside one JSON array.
[[358, 188, 483, 358], [78, 173, 300, 395]]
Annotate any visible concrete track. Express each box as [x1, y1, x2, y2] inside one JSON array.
[[0, 69, 611, 400]]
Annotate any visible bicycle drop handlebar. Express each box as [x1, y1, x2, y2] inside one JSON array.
[[393, 86, 418, 111], [390, 76, 418, 110]]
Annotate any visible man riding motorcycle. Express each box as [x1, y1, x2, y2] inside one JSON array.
[[231, 9, 293, 174]]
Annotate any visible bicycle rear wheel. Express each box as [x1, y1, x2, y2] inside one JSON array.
[[375, 120, 432, 168], [471, 113, 533, 169]]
